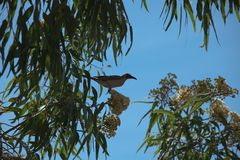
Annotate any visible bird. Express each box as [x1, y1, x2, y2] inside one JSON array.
[[92, 73, 137, 91]]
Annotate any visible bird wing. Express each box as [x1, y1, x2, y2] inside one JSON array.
[[93, 75, 121, 81]]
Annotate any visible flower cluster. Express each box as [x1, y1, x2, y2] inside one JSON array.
[[99, 114, 121, 138], [149, 73, 179, 106], [107, 90, 130, 115], [170, 86, 193, 107], [210, 99, 229, 123], [228, 112, 240, 145], [209, 102, 240, 147], [230, 112, 240, 124], [193, 78, 213, 94], [215, 76, 238, 97], [167, 76, 238, 109], [177, 87, 192, 100]]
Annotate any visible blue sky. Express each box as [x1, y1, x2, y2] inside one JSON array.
[[96, 1, 240, 160], [1, 1, 240, 160]]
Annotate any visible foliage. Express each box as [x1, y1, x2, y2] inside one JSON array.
[[0, 0, 132, 159], [0, 0, 239, 159], [142, 0, 240, 50], [0, 123, 33, 160], [139, 73, 240, 160]]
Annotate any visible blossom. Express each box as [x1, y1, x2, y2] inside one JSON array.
[[230, 112, 240, 124], [100, 114, 121, 138], [210, 99, 229, 123]]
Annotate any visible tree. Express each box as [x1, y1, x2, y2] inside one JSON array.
[[138, 73, 240, 159], [0, 0, 132, 159], [0, 0, 239, 159]]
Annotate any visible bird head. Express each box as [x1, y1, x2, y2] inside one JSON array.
[[122, 73, 137, 80]]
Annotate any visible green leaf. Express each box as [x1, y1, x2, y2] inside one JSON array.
[[0, 20, 8, 41], [146, 113, 158, 134], [234, 2, 240, 22], [138, 109, 152, 126], [165, 1, 176, 31], [23, 5, 34, 22], [47, 143, 53, 159], [94, 102, 105, 116], [184, 0, 196, 32], [141, 0, 149, 12], [95, 141, 100, 160], [153, 109, 175, 120], [202, 13, 209, 50], [137, 135, 154, 153], [178, 6, 183, 37], [189, 101, 204, 115], [92, 86, 98, 101], [112, 35, 118, 65], [196, 0, 203, 20], [82, 79, 88, 104], [0, 31, 10, 67], [220, 0, 226, 23], [125, 25, 133, 55], [2, 76, 16, 99], [176, 102, 192, 112], [137, 101, 157, 126], [207, 9, 220, 44], [1, 106, 22, 113]]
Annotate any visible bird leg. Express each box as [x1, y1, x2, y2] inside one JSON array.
[[107, 88, 112, 94]]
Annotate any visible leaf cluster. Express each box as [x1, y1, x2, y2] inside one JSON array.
[[0, 0, 132, 159], [139, 73, 240, 160], [142, 0, 240, 50]]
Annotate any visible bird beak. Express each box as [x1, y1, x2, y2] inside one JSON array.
[[128, 75, 137, 80]]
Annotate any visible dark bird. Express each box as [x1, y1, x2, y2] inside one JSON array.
[[92, 73, 137, 91]]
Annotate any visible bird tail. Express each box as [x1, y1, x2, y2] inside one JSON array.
[[82, 74, 97, 81]]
